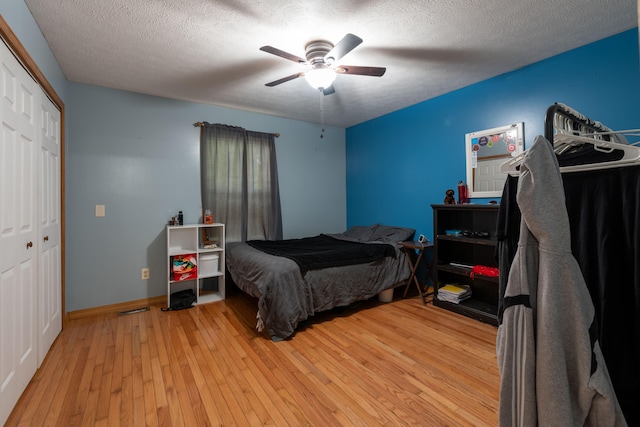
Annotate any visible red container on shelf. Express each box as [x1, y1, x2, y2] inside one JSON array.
[[457, 181, 469, 204], [173, 269, 197, 281], [172, 254, 197, 281], [204, 209, 214, 224]]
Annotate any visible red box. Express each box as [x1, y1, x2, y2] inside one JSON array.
[[173, 269, 197, 281], [172, 254, 197, 281]]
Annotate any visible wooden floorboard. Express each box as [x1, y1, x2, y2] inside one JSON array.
[[6, 291, 499, 426]]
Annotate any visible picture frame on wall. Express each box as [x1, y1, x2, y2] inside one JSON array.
[[465, 123, 524, 198]]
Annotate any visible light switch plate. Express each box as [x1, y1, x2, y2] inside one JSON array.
[[95, 204, 105, 217]]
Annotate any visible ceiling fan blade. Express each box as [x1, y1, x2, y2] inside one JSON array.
[[265, 72, 304, 87], [324, 33, 362, 63], [260, 46, 307, 64], [322, 85, 335, 96], [335, 65, 386, 77]]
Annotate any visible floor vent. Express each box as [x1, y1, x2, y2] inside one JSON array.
[[118, 306, 150, 316]]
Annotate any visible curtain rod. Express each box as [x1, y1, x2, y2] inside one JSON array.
[[193, 122, 279, 137]]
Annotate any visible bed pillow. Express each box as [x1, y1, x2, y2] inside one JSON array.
[[370, 225, 415, 243], [342, 224, 379, 241]]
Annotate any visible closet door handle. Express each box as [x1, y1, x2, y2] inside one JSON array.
[[44, 235, 49, 241], [26, 241, 33, 249]]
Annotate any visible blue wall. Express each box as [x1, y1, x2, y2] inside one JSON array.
[[346, 29, 640, 240]]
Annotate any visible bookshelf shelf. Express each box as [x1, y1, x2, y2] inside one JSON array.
[[431, 204, 499, 326]]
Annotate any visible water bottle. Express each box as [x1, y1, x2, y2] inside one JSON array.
[[178, 211, 184, 225]]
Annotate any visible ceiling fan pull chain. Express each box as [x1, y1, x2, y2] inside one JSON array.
[[320, 89, 325, 138]]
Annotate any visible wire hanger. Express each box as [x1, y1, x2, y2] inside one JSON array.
[[500, 133, 640, 175]]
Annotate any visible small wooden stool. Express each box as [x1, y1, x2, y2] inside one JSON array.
[[398, 240, 434, 304]]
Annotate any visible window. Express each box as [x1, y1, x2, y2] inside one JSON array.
[[199, 123, 282, 242]]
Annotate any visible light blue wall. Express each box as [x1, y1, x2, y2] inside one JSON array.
[[346, 28, 640, 240], [0, 0, 67, 101], [66, 83, 346, 311], [4, 0, 346, 312]]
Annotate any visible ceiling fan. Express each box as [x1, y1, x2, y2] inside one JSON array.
[[260, 33, 386, 95]]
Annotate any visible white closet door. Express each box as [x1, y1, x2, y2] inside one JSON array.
[[37, 89, 61, 365], [0, 42, 38, 425]]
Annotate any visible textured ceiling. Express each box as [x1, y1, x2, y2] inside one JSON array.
[[24, 0, 637, 128]]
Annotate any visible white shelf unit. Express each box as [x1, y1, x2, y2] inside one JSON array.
[[166, 224, 225, 306]]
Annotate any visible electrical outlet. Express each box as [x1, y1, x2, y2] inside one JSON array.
[[141, 268, 150, 280]]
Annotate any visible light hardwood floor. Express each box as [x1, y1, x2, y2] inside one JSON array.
[[6, 290, 499, 426]]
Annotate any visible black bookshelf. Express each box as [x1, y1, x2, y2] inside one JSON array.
[[431, 204, 499, 326]]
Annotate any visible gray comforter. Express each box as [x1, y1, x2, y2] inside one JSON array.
[[226, 225, 413, 340]]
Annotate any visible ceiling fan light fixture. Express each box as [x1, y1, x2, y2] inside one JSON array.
[[304, 67, 336, 90]]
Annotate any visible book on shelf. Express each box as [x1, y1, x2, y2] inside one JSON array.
[[437, 283, 472, 304], [439, 283, 471, 295]]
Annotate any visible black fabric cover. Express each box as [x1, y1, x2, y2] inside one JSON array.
[[246, 234, 396, 274], [495, 175, 521, 324], [497, 165, 640, 425]]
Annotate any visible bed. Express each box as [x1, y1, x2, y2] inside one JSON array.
[[226, 224, 414, 340]]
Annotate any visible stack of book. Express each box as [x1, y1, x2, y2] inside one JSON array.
[[437, 283, 472, 304]]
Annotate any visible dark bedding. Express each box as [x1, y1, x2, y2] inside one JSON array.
[[246, 234, 396, 273], [226, 224, 414, 340]]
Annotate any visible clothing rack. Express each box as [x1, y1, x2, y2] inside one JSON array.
[[498, 102, 640, 424], [497, 103, 639, 175], [503, 103, 619, 175], [544, 103, 613, 142]]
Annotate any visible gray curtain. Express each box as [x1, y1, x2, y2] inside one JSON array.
[[200, 123, 282, 242]]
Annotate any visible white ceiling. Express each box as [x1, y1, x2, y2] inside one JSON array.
[[24, 0, 637, 128]]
